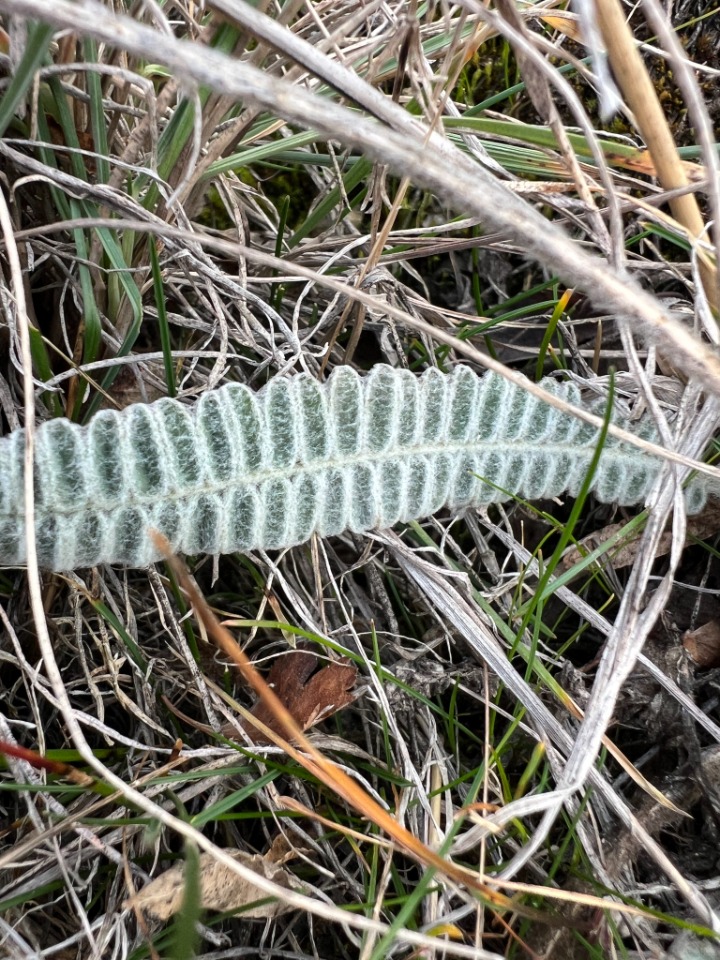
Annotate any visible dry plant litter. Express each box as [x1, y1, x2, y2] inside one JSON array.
[[0, 0, 719, 958]]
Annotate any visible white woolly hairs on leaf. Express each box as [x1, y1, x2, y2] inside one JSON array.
[[0, 365, 708, 570]]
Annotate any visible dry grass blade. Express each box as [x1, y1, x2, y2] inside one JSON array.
[[3, 0, 720, 391], [5, 212, 718, 479], [150, 532, 543, 920], [152, 533, 683, 930], [595, 0, 717, 312], [2, 0, 720, 955]]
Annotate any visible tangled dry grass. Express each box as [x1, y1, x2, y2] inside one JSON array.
[[0, 0, 719, 957]]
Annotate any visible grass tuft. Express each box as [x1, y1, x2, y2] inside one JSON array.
[[0, 0, 719, 957]]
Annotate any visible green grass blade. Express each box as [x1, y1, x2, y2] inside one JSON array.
[[170, 841, 201, 960], [0, 21, 54, 138], [149, 237, 176, 396], [83, 37, 111, 184]]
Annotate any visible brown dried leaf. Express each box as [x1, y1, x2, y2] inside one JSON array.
[[123, 848, 295, 922], [607, 148, 705, 183], [266, 831, 302, 865], [228, 648, 357, 744], [539, 12, 582, 42], [683, 620, 720, 670]]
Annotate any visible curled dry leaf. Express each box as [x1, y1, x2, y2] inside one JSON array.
[[225, 647, 357, 744], [123, 848, 297, 922], [683, 620, 720, 670], [538, 12, 582, 42]]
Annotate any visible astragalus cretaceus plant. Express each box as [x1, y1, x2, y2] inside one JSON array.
[[0, 364, 710, 571]]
